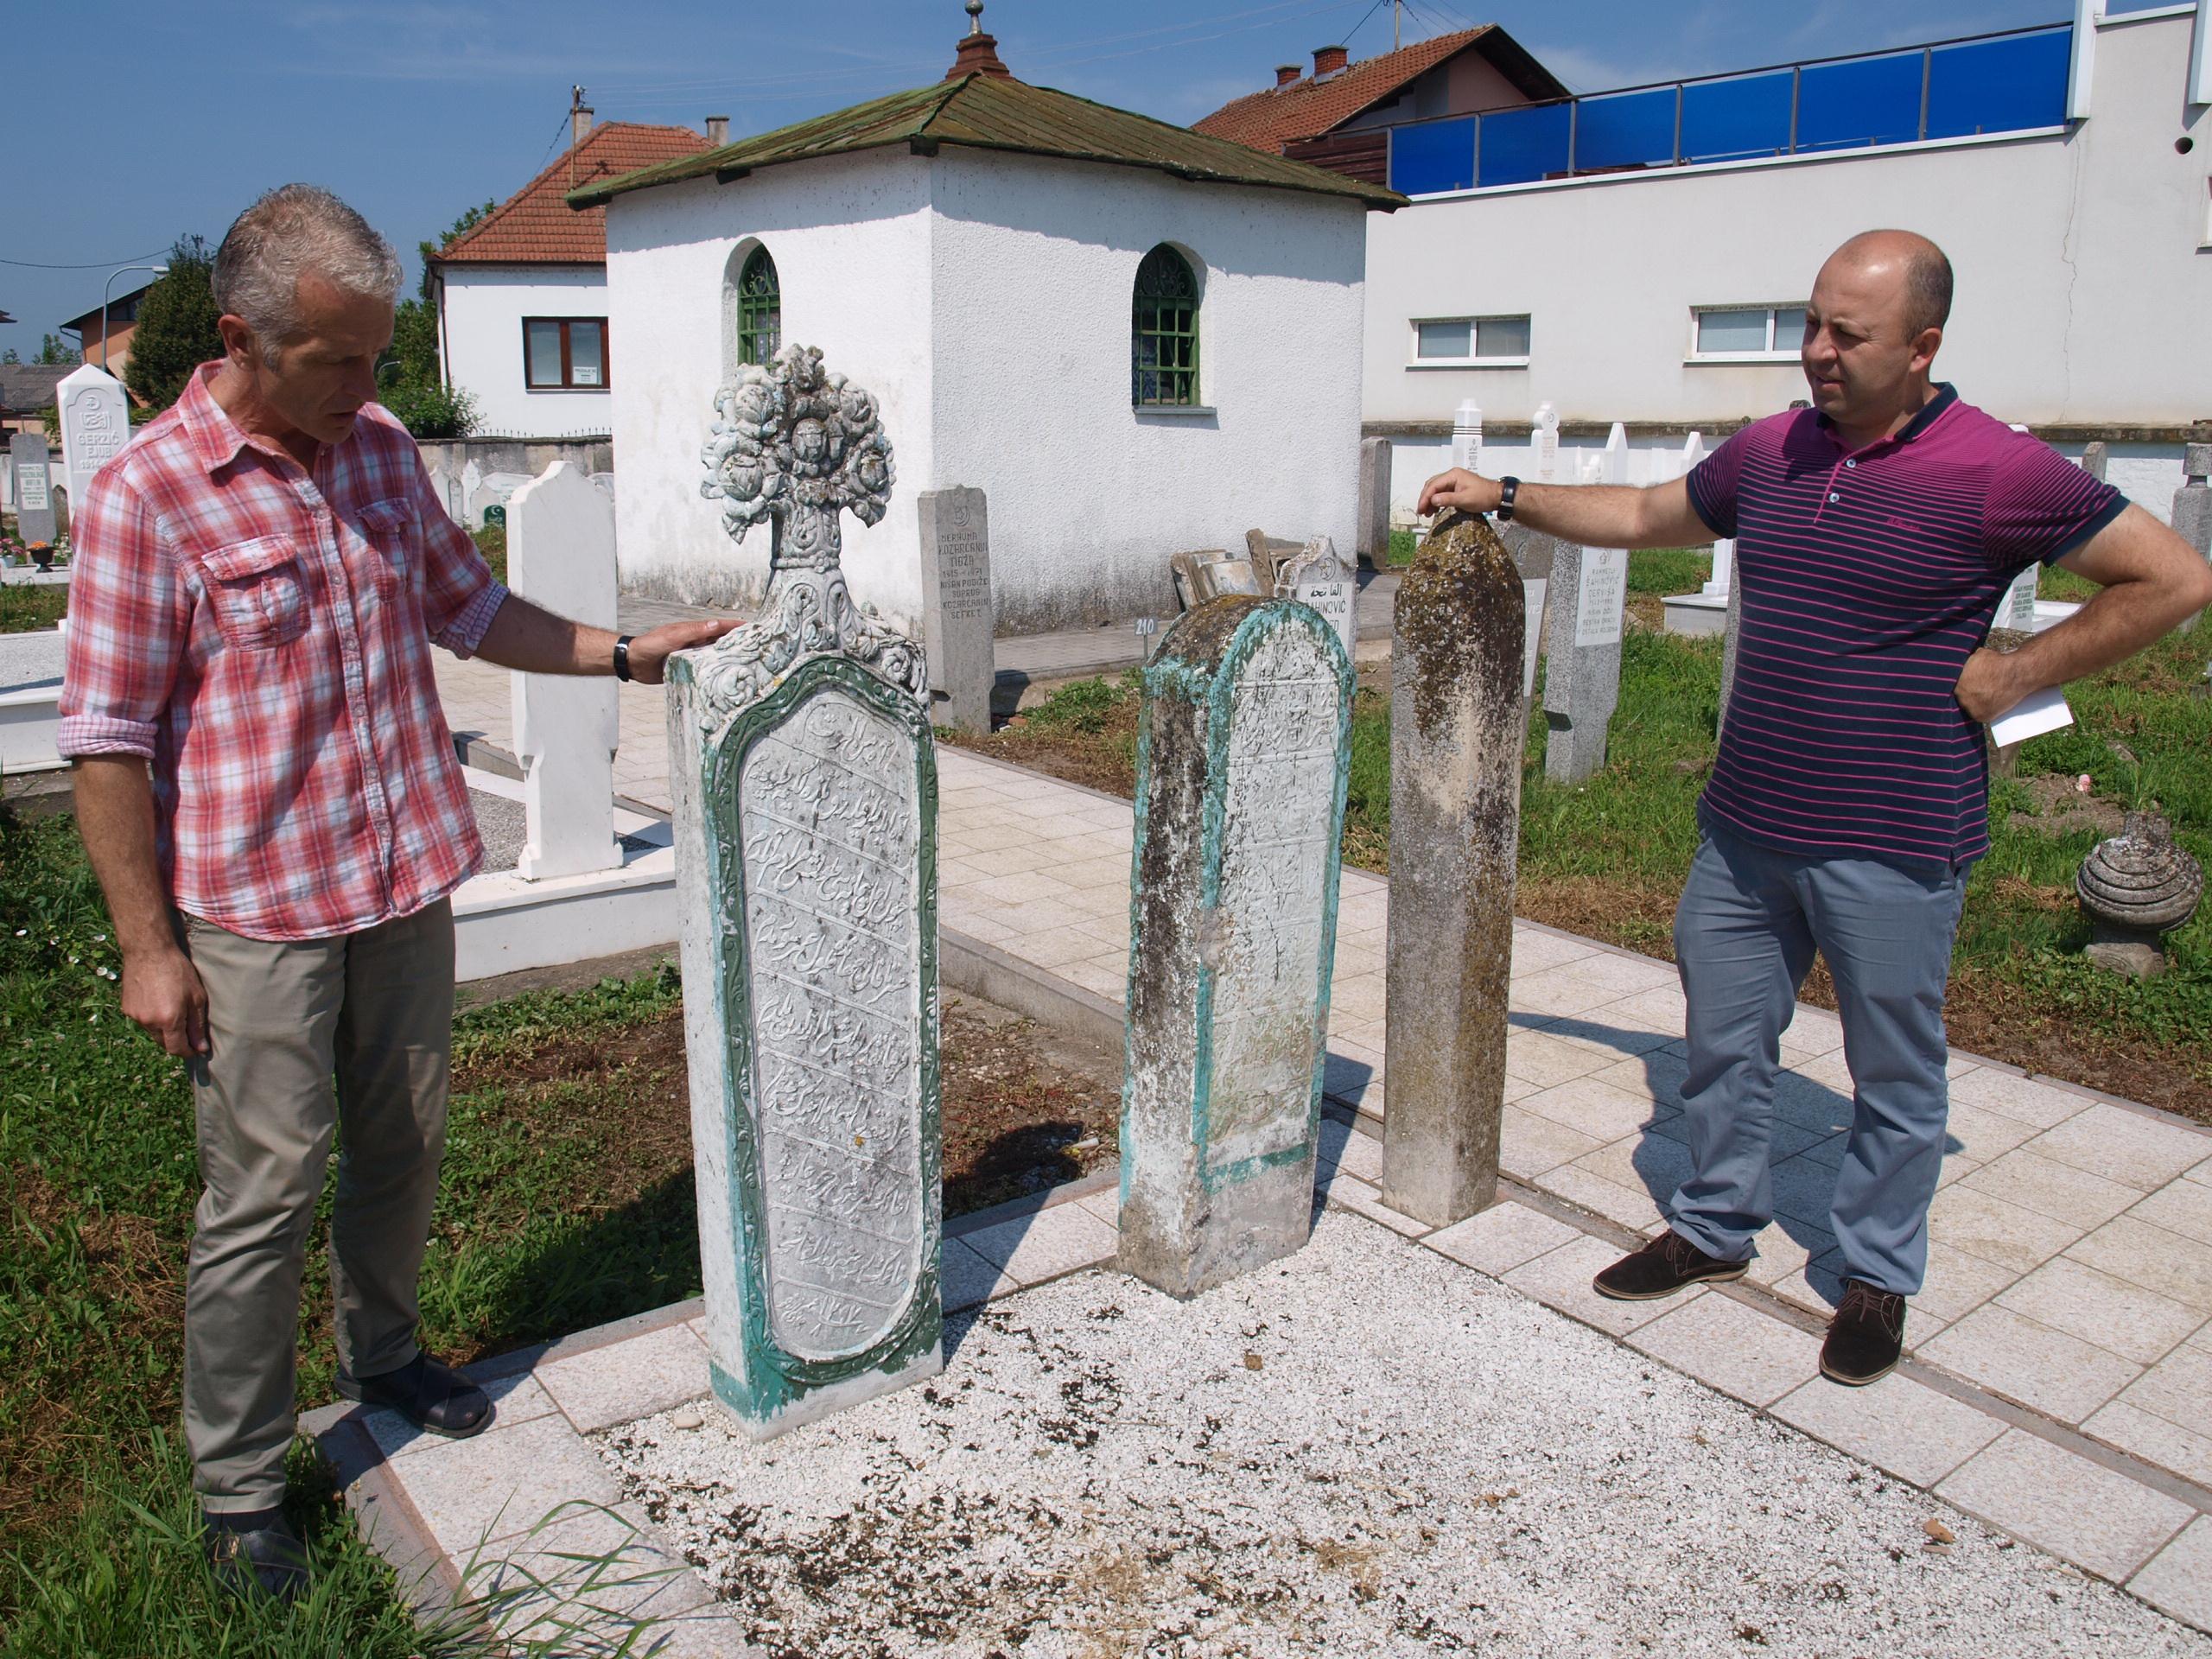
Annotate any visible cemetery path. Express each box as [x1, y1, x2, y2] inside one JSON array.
[[429, 630, 2212, 1630]]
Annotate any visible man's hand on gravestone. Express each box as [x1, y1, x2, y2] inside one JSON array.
[[121, 944, 210, 1058], [1953, 645, 2035, 725], [622, 618, 745, 685], [1418, 468, 1503, 518]]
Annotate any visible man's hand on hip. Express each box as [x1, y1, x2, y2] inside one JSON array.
[[1417, 468, 1504, 518], [121, 943, 210, 1057], [1953, 646, 2034, 725], [622, 618, 744, 686]]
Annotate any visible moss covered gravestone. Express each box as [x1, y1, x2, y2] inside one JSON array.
[[667, 345, 942, 1438], [1120, 595, 1354, 1297]]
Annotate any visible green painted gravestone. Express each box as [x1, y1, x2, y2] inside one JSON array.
[[667, 345, 943, 1438], [1119, 595, 1355, 1298]]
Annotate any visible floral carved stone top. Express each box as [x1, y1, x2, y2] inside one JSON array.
[[690, 344, 925, 717]]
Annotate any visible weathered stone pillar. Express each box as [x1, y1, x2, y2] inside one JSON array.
[[1358, 437, 1392, 568], [2175, 444, 2209, 635], [669, 345, 941, 1439], [1382, 511, 1524, 1227], [917, 486, 994, 734], [1120, 596, 1354, 1298]]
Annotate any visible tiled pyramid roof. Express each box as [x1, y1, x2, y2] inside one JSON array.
[[568, 71, 1403, 212], [435, 121, 709, 266], [1193, 27, 1567, 155]]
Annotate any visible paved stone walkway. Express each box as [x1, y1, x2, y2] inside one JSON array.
[[429, 637, 2212, 1629]]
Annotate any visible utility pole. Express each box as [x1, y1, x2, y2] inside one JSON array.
[[1394, 0, 1401, 51]]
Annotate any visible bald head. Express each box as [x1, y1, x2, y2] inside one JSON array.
[[1825, 230, 1953, 338]]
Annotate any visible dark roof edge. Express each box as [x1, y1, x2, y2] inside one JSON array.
[[569, 76, 1403, 212], [1471, 25, 1572, 104]]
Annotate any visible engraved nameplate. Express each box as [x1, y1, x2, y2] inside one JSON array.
[[1205, 623, 1339, 1174], [738, 685, 924, 1362]]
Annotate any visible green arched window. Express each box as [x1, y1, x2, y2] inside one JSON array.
[[736, 247, 780, 366], [1132, 245, 1199, 408]]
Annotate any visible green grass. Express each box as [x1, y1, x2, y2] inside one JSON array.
[[0, 582, 67, 634], [471, 524, 506, 588], [0, 808, 704, 1653]]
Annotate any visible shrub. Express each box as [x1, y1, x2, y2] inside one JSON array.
[[123, 237, 222, 411], [378, 374, 478, 441]]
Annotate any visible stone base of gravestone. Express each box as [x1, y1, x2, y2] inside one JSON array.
[[669, 647, 944, 1437], [1382, 512, 1523, 1226], [1501, 525, 1555, 704], [917, 486, 995, 735], [1542, 541, 1627, 785], [2175, 446, 2209, 634], [1121, 596, 1353, 1299]]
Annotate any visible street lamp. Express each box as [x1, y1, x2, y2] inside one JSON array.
[[100, 263, 168, 373]]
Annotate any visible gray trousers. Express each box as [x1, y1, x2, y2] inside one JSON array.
[[1668, 823, 1967, 1296], [180, 899, 454, 1512]]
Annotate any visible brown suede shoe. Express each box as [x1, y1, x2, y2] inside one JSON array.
[[1821, 1279, 1907, 1386], [1592, 1230, 1749, 1300]]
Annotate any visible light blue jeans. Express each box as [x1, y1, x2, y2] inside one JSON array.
[[1667, 820, 1968, 1295]]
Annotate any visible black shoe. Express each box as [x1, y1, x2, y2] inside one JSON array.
[[203, 1507, 309, 1603], [1592, 1230, 1750, 1300], [1821, 1279, 1907, 1386], [335, 1351, 492, 1439]]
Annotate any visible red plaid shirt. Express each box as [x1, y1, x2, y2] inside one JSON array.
[[59, 364, 510, 942]]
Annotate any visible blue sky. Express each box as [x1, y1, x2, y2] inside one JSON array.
[[3, 0, 2087, 363]]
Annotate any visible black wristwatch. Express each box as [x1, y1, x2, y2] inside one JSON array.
[[613, 634, 636, 683], [1495, 476, 1521, 522]]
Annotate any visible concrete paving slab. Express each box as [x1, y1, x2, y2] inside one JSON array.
[[1920, 1305, 2140, 1422], [1996, 1256, 2203, 1367], [2133, 1516, 2212, 1636], [537, 1321, 711, 1434], [1771, 1371, 2007, 1487], [1937, 1427, 2193, 1583], [1630, 1292, 1822, 1407], [1426, 1200, 1583, 1277]]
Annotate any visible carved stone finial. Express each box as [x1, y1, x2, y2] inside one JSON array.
[[692, 344, 924, 717], [2077, 809, 2203, 978]]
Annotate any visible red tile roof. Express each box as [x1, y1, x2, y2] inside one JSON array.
[[1194, 27, 1565, 155], [435, 122, 709, 265]]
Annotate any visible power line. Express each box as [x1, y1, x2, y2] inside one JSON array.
[[0, 250, 168, 270]]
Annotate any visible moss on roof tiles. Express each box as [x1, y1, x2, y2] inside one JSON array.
[[566, 73, 1403, 211]]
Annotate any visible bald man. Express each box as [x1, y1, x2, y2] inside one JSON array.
[[1421, 230, 2212, 1385]]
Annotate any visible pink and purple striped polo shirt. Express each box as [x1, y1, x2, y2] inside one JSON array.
[[1686, 385, 2125, 868]]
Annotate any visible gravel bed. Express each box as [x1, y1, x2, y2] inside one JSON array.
[[599, 1212, 2207, 1659]]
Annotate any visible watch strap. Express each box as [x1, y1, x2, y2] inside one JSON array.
[[1497, 476, 1522, 522], [613, 634, 635, 683]]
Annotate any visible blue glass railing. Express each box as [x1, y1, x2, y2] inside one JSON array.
[[1386, 23, 2072, 196]]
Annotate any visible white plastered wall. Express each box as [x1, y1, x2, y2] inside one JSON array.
[[929, 149, 1368, 632], [601, 144, 1368, 632], [440, 266, 617, 438], [603, 155, 937, 619]]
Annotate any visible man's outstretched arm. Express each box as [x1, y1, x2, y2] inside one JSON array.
[[471, 594, 741, 684], [1417, 468, 1715, 552]]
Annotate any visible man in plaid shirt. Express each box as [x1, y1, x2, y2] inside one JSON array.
[[60, 185, 733, 1599]]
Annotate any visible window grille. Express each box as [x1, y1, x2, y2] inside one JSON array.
[[736, 247, 780, 367], [1132, 245, 1199, 407]]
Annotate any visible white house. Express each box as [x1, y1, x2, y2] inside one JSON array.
[[1344, 1, 2212, 518], [570, 20, 1397, 635], [430, 112, 713, 440]]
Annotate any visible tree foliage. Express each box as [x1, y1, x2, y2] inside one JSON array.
[[123, 236, 221, 411], [35, 334, 80, 366]]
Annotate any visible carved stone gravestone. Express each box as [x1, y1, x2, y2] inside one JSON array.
[[1274, 534, 1357, 665], [10, 435, 55, 546], [508, 462, 620, 879], [1382, 512, 1524, 1226], [2172, 444, 2209, 635], [57, 365, 130, 514], [667, 345, 941, 1438], [917, 486, 994, 734], [1502, 524, 1554, 703], [1358, 437, 1391, 567], [1542, 538, 1627, 784], [1121, 595, 1354, 1299], [1194, 557, 1265, 601]]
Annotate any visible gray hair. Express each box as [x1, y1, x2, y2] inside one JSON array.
[[213, 184, 402, 355]]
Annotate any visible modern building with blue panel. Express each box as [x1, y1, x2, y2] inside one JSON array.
[[1200, 2, 2212, 524]]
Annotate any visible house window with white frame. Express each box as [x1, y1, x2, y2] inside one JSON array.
[[523, 317, 610, 390], [1689, 304, 1807, 362], [1409, 315, 1530, 367]]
